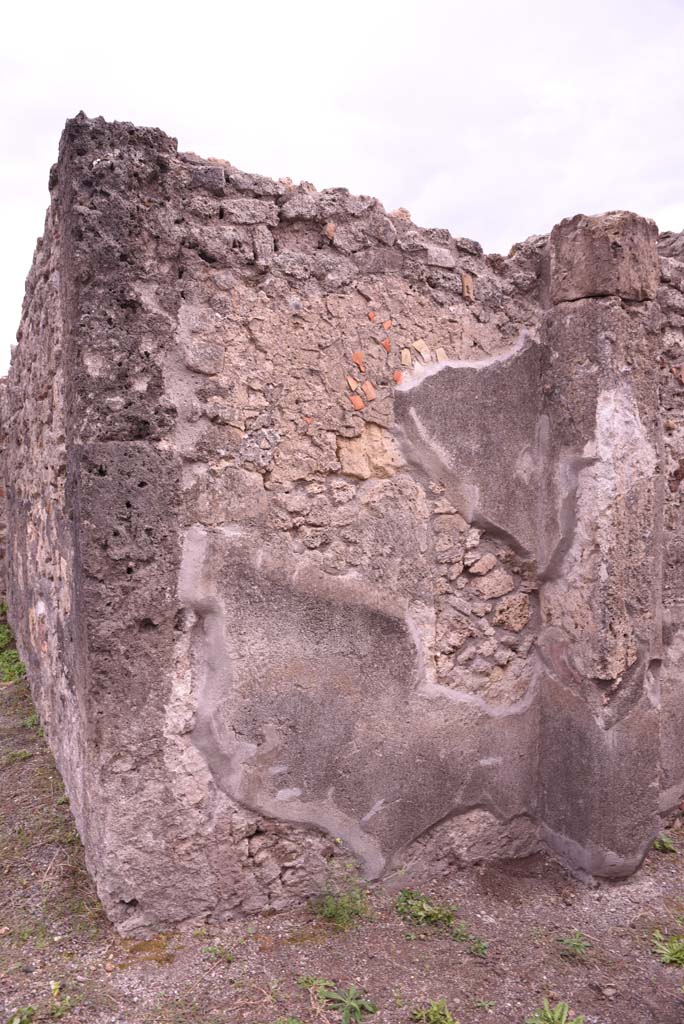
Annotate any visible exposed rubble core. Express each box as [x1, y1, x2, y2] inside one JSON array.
[[2, 113, 684, 936]]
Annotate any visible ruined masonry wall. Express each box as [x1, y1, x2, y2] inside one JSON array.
[[1, 197, 90, 834], [3, 113, 684, 936], [656, 232, 684, 805]]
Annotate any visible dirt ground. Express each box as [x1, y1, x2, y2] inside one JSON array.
[[3, 662, 684, 1024]]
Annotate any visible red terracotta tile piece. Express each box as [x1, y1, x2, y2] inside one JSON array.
[[352, 351, 365, 372], [383, 320, 392, 330], [462, 272, 475, 302], [393, 369, 403, 384], [381, 337, 391, 353], [368, 310, 376, 322], [349, 394, 365, 411]]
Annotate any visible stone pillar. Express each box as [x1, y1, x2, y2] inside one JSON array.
[[538, 212, 664, 875]]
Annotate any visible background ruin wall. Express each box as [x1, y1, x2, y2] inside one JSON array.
[[4, 113, 684, 935]]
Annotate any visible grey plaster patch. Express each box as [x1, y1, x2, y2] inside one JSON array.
[[180, 525, 538, 878]]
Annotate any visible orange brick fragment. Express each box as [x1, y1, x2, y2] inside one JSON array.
[[352, 351, 365, 372], [324, 222, 336, 240], [381, 337, 391, 353], [383, 320, 392, 330], [303, 416, 314, 424], [362, 380, 377, 401], [349, 394, 365, 411], [393, 369, 403, 384], [346, 375, 359, 391], [461, 272, 475, 302], [368, 310, 376, 322]]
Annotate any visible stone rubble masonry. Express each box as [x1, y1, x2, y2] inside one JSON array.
[[2, 112, 684, 936]]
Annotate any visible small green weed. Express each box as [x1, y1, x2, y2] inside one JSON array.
[[468, 936, 488, 958], [394, 892, 486, 957], [312, 886, 369, 929], [474, 1000, 494, 1009], [6, 1010, 35, 1024], [321, 985, 377, 1024], [652, 929, 684, 965], [393, 892, 489, 954], [21, 712, 43, 736], [526, 999, 585, 1024], [272, 1019, 305, 1024], [0, 648, 26, 683], [3, 749, 32, 767], [49, 997, 74, 1020], [410, 999, 459, 1024], [297, 979, 376, 1023], [653, 834, 677, 853], [557, 930, 591, 960], [0, 623, 13, 651], [297, 976, 334, 997], [202, 943, 234, 964], [395, 889, 455, 928], [450, 920, 487, 957]]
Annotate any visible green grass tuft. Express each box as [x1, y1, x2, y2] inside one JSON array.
[[395, 889, 455, 928], [526, 998, 585, 1023], [312, 886, 369, 929], [0, 648, 26, 683], [557, 930, 591, 960], [652, 929, 684, 965], [410, 999, 459, 1024]]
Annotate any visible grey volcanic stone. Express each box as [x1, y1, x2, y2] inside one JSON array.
[[549, 211, 660, 303], [2, 112, 683, 936]]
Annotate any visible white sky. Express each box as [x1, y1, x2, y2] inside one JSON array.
[[2, 0, 683, 374]]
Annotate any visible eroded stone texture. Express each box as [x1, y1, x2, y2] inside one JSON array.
[[3, 112, 684, 934], [549, 211, 660, 303]]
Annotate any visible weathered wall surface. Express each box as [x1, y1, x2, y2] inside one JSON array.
[[4, 113, 684, 935], [656, 231, 684, 812], [1, 192, 91, 840]]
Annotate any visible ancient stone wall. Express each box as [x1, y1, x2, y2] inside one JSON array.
[[3, 113, 684, 936], [0, 380, 7, 601]]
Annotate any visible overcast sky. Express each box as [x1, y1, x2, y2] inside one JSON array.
[[2, 0, 683, 373]]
